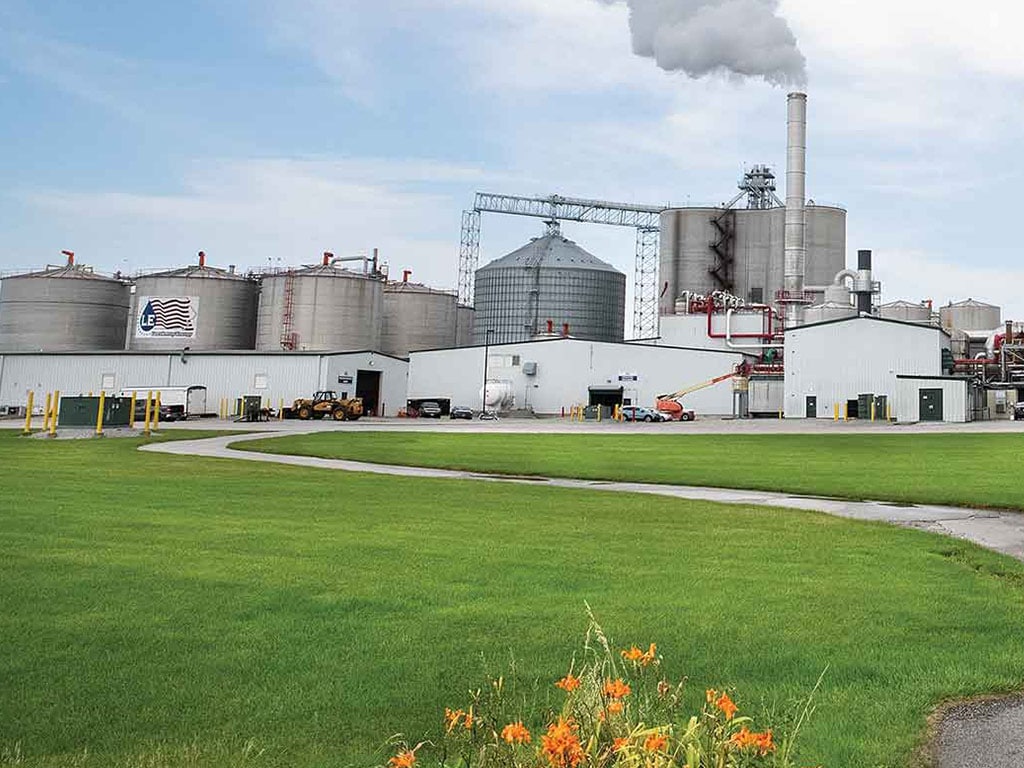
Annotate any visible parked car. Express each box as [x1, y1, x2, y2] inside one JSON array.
[[621, 406, 669, 423], [478, 410, 499, 421], [450, 406, 474, 420], [418, 401, 443, 418]]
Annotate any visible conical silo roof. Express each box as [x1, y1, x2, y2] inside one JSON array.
[[480, 234, 623, 274]]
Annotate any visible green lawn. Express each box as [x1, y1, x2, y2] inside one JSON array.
[[241, 432, 1024, 511], [3, 431, 1024, 768]]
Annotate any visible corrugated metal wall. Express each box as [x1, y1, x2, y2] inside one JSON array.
[[409, 339, 747, 415], [893, 377, 970, 423], [0, 352, 408, 416], [784, 318, 948, 419]]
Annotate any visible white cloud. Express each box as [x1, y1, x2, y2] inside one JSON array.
[[16, 157, 513, 290]]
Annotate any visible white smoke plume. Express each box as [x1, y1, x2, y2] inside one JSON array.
[[602, 0, 807, 86]]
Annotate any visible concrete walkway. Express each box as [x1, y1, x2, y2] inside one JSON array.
[[142, 430, 1024, 768]]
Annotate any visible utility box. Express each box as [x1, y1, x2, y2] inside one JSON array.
[[236, 395, 264, 422], [874, 395, 889, 420], [57, 397, 133, 428], [857, 393, 875, 420]]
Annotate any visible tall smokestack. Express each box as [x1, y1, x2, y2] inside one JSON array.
[[855, 250, 873, 315], [784, 92, 807, 328]]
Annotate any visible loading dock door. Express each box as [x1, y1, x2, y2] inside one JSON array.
[[357, 370, 382, 416], [920, 388, 944, 422], [805, 395, 817, 418], [589, 387, 624, 408]]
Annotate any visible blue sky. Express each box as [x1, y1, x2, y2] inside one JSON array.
[[2, 0, 1023, 319]]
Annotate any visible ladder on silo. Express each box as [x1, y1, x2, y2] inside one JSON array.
[[279, 271, 298, 350], [709, 210, 736, 293]]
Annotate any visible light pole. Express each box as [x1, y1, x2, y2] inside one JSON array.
[[481, 329, 494, 415]]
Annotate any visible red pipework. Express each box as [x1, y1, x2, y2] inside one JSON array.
[[562, 323, 570, 337], [322, 251, 333, 266], [547, 319, 554, 334], [955, 358, 996, 365], [402, 269, 412, 283], [198, 250, 206, 267], [61, 250, 75, 265]]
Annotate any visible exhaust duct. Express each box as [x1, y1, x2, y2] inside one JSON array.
[[783, 92, 807, 328]]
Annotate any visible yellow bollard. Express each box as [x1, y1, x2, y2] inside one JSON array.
[[834, 403, 839, 421], [871, 400, 876, 422], [153, 392, 161, 431], [49, 390, 60, 437], [279, 398, 285, 421], [144, 390, 153, 436], [22, 391, 34, 435], [96, 391, 106, 436], [129, 391, 137, 428], [887, 403, 892, 422], [42, 392, 52, 432], [844, 403, 849, 422]]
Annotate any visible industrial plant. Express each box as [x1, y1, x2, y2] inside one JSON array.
[[1, 93, 1021, 425]]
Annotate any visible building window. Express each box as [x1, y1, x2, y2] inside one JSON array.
[[101, 373, 115, 390], [749, 287, 764, 304], [254, 374, 268, 390]]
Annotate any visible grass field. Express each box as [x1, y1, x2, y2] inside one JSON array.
[[241, 431, 1024, 511], [3, 430, 1024, 768]]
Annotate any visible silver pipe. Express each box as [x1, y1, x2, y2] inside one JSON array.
[[784, 92, 808, 327]]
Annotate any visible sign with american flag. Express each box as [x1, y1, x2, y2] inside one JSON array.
[[137, 296, 199, 339]]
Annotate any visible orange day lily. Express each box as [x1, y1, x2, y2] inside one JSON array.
[[501, 721, 531, 745], [389, 750, 417, 768], [602, 678, 631, 699], [555, 674, 581, 692]]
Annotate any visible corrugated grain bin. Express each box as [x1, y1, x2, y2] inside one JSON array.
[[473, 227, 625, 344], [0, 256, 129, 351]]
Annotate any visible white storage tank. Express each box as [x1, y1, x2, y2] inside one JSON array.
[[803, 301, 857, 325], [940, 299, 1001, 333], [381, 280, 459, 357], [129, 253, 259, 351], [880, 300, 933, 325], [0, 253, 129, 351], [256, 255, 383, 351]]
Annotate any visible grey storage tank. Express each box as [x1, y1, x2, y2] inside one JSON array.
[[381, 277, 459, 357], [129, 252, 259, 351], [659, 204, 846, 312], [473, 224, 625, 344], [940, 299, 1001, 333], [0, 252, 130, 351], [256, 253, 383, 351], [456, 305, 475, 347]]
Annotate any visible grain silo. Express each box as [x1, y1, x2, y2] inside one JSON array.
[[256, 253, 383, 351], [880, 300, 933, 325], [129, 252, 258, 351], [940, 299, 1001, 333], [0, 252, 129, 351], [472, 224, 625, 344], [658, 204, 846, 313], [381, 277, 459, 357]]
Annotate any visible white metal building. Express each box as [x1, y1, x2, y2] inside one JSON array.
[[893, 376, 972, 423], [0, 350, 409, 417], [784, 316, 954, 421], [409, 338, 749, 416]]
